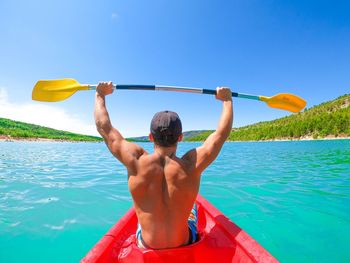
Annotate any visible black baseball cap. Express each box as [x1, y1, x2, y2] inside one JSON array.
[[150, 111, 182, 147]]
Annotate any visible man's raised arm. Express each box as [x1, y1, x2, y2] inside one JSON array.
[[94, 82, 145, 168], [184, 87, 233, 174]]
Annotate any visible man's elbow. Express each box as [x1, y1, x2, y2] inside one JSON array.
[[95, 124, 104, 136], [95, 125, 105, 139], [95, 121, 110, 137], [215, 129, 230, 142], [95, 119, 102, 131], [223, 128, 231, 140]]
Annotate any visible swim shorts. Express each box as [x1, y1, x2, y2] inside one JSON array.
[[136, 203, 198, 249]]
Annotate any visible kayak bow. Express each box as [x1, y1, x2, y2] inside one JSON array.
[[81, 195, 278, 263]]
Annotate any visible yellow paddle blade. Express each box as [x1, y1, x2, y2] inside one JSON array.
[[260, 93, 307, 113], [32, 79, 89, 102]]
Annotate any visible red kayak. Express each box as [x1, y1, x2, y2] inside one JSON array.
[[81, 195, 278, 263]]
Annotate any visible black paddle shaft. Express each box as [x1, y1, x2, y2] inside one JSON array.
[[115, 85, 239, 97]]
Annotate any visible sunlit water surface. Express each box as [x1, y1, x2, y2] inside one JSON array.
[[0, 140, 349, 262]]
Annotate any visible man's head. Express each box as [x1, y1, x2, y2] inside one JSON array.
[[150, 111, 183, 147]]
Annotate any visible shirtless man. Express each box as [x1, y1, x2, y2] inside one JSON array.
[[94, 82, 233, 249]]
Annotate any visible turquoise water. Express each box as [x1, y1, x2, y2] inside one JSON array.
[[1, 140, 350, 262]]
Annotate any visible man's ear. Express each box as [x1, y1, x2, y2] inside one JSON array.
[[178, 134, 183, 142], [149, 133, 154, 142]]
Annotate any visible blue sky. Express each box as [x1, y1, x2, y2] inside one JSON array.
[[0, 0, 349, 137]]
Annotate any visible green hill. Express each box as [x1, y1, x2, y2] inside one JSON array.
[[186, 94, 350, 141], [0, 117, 102, 142]]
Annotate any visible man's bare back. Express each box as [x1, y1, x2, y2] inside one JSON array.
[[128, 151, 200, 248], [94, 82, 233, 249]]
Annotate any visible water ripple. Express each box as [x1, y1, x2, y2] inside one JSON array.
[[0, 140, 349, 263]]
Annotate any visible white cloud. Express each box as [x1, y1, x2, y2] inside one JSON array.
[[0, 87, 99, 137]]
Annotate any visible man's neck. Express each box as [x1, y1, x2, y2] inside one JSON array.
[[154, 144, 177, 158]]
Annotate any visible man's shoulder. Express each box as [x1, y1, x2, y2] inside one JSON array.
[[178, 150, 198, 172], [180, 148, 197, 163]]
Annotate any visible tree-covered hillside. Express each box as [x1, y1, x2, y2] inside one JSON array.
[[0, 118, 102, 142], [186, 94, 350, 141]]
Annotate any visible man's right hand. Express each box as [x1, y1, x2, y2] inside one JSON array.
[[96, 81, 114, 97], [215, 87, 232, 102]]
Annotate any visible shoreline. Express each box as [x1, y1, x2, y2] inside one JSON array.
[[0, 136, 102, 143], [185, 134, 350, 143], [1, 135, 349, 143], [227, 136, 350, 143]]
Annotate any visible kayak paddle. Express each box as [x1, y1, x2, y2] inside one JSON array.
[[32, 78, 306, 113]]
